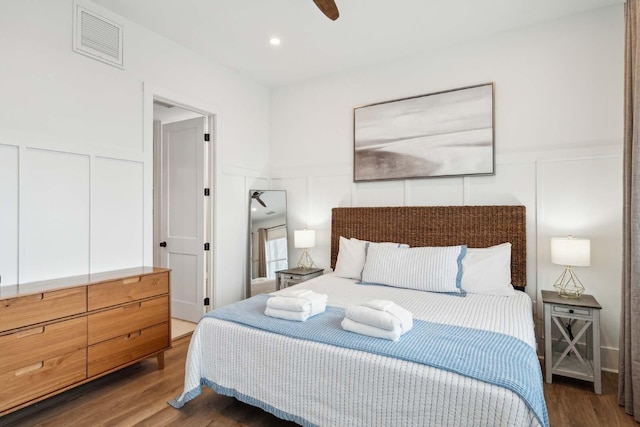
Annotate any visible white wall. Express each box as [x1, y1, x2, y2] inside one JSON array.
[[0, 0, 269, 308], [270, 6, 624, 370]]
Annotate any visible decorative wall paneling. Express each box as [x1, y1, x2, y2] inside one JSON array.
[[271, 147, 621, 371], [20, 149, 91, 283], [91, 157, 144, 273], [0, 144, 19, 286]]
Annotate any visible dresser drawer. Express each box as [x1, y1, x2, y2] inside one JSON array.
[[0, 348, 86, 414], [87, 272, 169, 311], [87, 322, 169, 377], [0, 287, 87, 333], [88, 296, 169, 345], [0, 317, 87, 376]]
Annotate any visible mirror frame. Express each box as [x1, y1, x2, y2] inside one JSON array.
[[246, 190, 288, 298]]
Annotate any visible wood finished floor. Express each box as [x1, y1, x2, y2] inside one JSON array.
[[0, 334, 636, 427]]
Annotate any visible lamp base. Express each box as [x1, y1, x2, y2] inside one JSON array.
[[297, 249, 315, 270], [553, 266, 585, 298]]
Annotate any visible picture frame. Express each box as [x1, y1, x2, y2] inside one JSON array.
[[353, 83, 495, 182]]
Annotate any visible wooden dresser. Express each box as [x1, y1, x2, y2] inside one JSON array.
[[0, 267, 170, 416]]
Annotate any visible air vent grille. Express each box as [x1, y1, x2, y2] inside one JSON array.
[[73, 4, 123, 69], [81, 11, 120, 58]]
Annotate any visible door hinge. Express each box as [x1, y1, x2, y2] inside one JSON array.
[[204, 188, 210, 196], [204, 297, 210, 306], [204, 133, 210, 142], [204, 243, 210, 251]]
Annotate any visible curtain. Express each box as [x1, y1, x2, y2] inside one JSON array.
[[257, 228, 267, 278], [619, 0, 640, 419]]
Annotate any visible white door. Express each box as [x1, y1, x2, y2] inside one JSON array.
[[160, 117, 206, 323]]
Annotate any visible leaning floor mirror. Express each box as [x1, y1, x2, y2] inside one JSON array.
[[247, 190, 288, 298]]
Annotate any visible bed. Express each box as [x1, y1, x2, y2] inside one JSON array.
[[171, 206, 548, 427]]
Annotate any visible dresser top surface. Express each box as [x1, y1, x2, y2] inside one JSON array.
[[0, 267, 170, 299]]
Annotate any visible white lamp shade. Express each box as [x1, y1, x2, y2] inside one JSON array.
[[294, 229, 316, 248], [551, 237, 590, 267]]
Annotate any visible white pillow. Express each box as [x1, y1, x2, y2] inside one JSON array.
[[361, 244, 466, 295], [461, 243, 515, 296], [334, 237, 367, 279], [334, 237, 408, 280]]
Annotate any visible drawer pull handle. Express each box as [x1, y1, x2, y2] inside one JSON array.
[[4, 293, 44, 307], [569, 309, 574, 314], [126, 331, 141, 340], [17, 326, 45, 338], [123, 276, 142, 285], [124, 302, 143, 310], [15, 361, 44, 376]]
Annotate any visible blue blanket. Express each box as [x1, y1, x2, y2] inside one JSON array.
[[202, 294, 549, 427]]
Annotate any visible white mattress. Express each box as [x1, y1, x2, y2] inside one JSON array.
[[176, 273, 542, 426]]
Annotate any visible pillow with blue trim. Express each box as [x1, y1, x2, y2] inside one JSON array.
[[361, 244, 467, 295], [461, 243, 514, 296]]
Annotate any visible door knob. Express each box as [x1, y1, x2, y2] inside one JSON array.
[[159, 242, 167, 247]]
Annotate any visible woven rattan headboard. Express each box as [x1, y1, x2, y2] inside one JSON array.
[[330, 205, 526, 288]]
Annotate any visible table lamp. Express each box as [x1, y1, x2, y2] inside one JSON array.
[[551, 236, 591, 298], [295, 229, 316, 269]]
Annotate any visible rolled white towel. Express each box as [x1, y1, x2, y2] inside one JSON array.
[[341, 318, 401, 341], [345, 299, 413, 333], [267, 292, 328, 313], [265, 307, 312, 322]]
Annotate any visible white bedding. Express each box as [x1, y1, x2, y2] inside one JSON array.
[[176, 273, 542, 426]]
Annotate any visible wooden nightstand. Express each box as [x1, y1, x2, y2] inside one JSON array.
[[275, 268, 323, 290], [542, 290, 602, 394]]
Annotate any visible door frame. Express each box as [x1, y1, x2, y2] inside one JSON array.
[[143, 82, 218, 311]]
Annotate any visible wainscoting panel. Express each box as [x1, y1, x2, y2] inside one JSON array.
[[271, 177, 308, 229], [465, 161, 538, 301], [405, 176, 465, 206], [216, 173, 251, 307], [537, 155, 622, 372], [309, 174, 352, 269], [91, 157, 144, 273], [271, 177, 309, 268], [20, 148, 90, 283], [0, 144, 19, 286], [353, 179, 406, 207]]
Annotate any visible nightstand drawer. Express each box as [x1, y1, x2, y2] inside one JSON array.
[[275, 268, 323, 290], [552, 305, 592, 317], [282, 275, 303, 285]]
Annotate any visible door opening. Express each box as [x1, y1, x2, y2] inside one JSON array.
[[153, 99, 213, 323]]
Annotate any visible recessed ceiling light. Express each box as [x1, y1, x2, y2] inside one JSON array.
[[269, 37, 281, 46]]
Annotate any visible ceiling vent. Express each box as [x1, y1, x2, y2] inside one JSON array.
[[73, 4, 123, 69]]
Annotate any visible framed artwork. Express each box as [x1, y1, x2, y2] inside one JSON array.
[[353, 83, 495, 182]]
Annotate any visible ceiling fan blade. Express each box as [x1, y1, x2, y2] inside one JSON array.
[[252, 191, 267, 207], [313, 0, 339, 21]]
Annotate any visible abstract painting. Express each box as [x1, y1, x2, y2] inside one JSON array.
[[354, 83, 494, 181]]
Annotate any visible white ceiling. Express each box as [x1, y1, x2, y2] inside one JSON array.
[[92, 0, 622, 87]]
